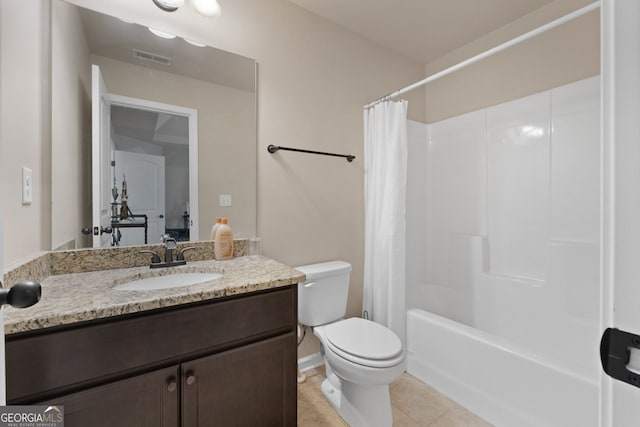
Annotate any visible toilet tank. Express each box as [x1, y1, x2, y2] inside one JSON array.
[[295, 261, 352, 327]]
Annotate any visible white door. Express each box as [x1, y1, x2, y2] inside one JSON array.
[[114, 150, 166, 245], [600, 1, 640, 425], [91, 65, 112, 248]]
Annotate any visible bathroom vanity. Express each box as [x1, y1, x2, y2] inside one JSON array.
[[2, 250, 303, 427]]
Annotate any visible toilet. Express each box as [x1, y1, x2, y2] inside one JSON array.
[[296, 261, 405, 427]]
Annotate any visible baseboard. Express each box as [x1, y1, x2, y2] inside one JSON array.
[[298, 352, 324, 373]]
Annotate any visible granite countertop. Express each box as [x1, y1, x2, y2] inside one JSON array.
[[4, 256, 305, 335]]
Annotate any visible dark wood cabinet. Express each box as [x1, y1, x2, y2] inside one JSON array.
[[40, 365, 180, 427], [181, 334, 296, 426], [6, 286, 297, 427]]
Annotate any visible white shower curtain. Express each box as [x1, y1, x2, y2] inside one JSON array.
[[363, 100, 408, 344]]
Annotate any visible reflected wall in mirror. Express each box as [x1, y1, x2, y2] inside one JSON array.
[[51, 0, 257, 249]]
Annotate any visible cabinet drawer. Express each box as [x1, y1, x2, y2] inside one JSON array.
[[7, 286, 296, 402]]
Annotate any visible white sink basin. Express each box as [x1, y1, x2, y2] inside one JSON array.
[[114, 272, 223, 291]]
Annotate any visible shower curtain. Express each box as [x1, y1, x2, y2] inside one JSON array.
[[363, 100, 408, 343]]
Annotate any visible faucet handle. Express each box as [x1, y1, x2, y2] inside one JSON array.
[[177, 246, 197, 261], [139, 250, 161, 264]]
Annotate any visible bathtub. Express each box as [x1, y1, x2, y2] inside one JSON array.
[[406, 308, 599, 427]]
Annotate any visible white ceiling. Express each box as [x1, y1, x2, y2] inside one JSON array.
[[287, 0, 558, 64], [111, 106, 189, 147]]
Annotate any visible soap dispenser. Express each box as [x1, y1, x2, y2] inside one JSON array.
[[214, 218, 234, 260], [209, 216, 222, 241]]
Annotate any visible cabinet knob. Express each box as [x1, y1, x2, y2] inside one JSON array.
[[186, 374, 196, 386], [167, 378, 177, 392]]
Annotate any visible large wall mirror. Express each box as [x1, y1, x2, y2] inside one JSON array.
[[51, 0, 257, 249]]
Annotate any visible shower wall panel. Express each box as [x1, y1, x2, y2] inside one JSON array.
[[487, 91, 550, 281], [406, 76, 600, 375]]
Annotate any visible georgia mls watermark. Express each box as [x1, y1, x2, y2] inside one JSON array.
[[0, 406, 63, 427]]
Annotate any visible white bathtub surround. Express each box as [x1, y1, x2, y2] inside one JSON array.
[[363, 100, 408, 342], [406, 76, 600, 426]]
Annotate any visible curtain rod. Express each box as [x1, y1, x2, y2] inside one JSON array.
[[364, 1, 601, 109]]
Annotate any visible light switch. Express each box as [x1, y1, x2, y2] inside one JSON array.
[[219, 194, 232, 207], [22, 167, 33, 205]]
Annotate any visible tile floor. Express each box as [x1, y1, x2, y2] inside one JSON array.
[[297, 367, 493, 427]]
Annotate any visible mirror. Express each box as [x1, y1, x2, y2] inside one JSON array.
[[51, 0, 257, 249]]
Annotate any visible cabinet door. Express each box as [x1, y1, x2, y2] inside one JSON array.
[[182, 333, 296, 426], [39, 365, 179, 427]]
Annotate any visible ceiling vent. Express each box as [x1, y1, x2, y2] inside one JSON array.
[[132, 49, 172, 66]]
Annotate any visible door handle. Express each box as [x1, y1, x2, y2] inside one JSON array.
[[601, 328, 640, 388], [0, 280, 41, 308], [84, 226, 112, 235], [159, 214, 164, 219]]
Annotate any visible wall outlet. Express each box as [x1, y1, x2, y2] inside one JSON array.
[[22, 167, 33, 205], [219, 194, 232, 207]]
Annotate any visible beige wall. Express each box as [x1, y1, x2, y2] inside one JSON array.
[[51, 0, 92, 250], [423, 0, 599, 123], [1, 0, 52, 268], [89, 54, 257, 241], [61, 0, 427, 358], [4, 0, 426, 359], [3, 0, 598, 360]]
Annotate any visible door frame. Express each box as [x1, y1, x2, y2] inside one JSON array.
[[108, 94, 199, 243], [0, 45, 5, 407], [600, 0, 640, 425], [600, 0, 613, 422], [92, 65, 112, 248]]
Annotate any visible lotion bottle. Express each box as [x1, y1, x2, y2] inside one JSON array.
[[209, 217, 222, 241], [214, 218, 234, 260]]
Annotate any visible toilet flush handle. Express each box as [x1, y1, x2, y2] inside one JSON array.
[[303, 281, 316, 288]]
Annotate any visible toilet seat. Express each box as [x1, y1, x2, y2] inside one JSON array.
[[324, 318, 404, 369]]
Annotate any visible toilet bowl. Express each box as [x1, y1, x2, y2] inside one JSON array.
[[315, 317, 405, 427], [318, 317, 405, 385], [296, 261, 405, 427]]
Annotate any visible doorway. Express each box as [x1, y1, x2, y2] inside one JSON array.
[[105, 94, 198, 246]]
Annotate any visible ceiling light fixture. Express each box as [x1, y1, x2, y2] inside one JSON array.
[[148, 27, 177, 39], [190, 0, 222, 17], [184, 38, 207, 47], [152, 0, 184, 12], [152, 0, 221, 18]]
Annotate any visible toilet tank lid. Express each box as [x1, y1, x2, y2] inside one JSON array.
[[294, 261, 352, 280]]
